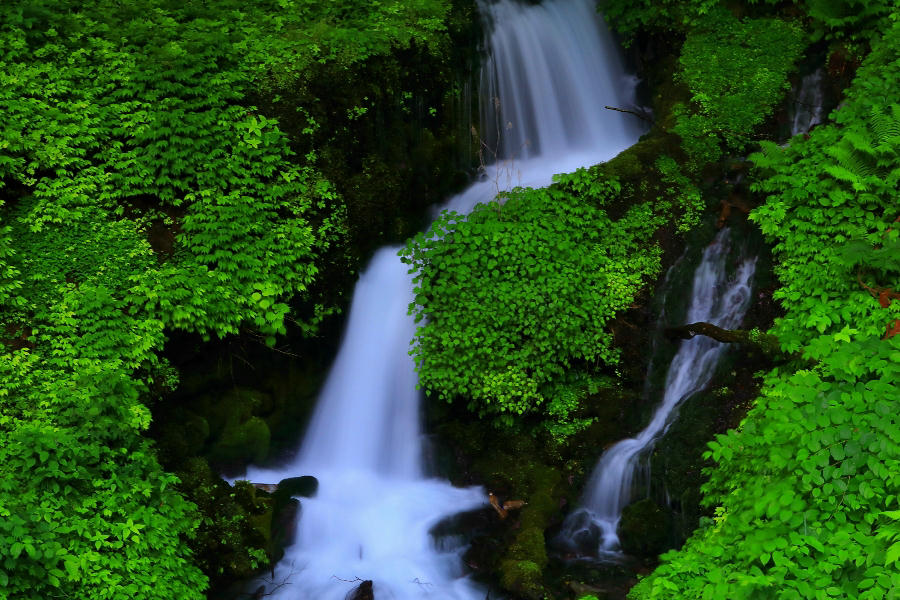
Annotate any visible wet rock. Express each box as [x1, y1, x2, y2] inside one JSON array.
[[346, 579, 374, 600], [430, 506, 494, 540], [275, 475, 319, 498], [249, 585, 266, 599], [552, 509, 601, 556], [270, 497, 300, 558]]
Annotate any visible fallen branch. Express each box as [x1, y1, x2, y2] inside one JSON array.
[[604, 105, 654, 123], [664, 322, 781, 357]]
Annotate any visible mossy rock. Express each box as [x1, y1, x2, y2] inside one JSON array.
[[157, 410, 210, 463], [617, 498, 673, 557], [208, 416, 271, 467], [499, 558, 544, 600], [508, 526, 548, 569], [197, 387, 270, 439]]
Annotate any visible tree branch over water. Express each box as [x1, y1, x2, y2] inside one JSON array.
[[664, 322, 781, 357]]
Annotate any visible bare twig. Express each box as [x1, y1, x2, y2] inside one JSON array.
[[331, 575, 365, 583], [242, 563, 301, 598]]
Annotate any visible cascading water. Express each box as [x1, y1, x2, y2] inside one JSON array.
[[238, 1, 643, 597], [476, 0, 643, 164], [559, 228, 757, 557], [790, 68, 825, 137]]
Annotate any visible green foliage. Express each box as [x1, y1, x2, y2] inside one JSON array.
[[600, 0, 720, 41], [805, 0, 895, 40], [0, 0, 456, 596], [748, 21, 900, 354], [601, 0, 891, 44], [631, 15, 900, 600], [401, 169, 663, 434], [0, 345, 207, 598], [655, 155, 705, 232], [674, 8, 805, 166], [631, 338, 900, 599]]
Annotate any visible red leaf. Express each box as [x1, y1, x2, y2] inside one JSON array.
[[879, 290, 892, 308], [885, 319, 900, 340]]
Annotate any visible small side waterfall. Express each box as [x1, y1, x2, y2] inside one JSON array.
[[559, 228, 757, 557], [238, 1, 643, 597], [790, 67, 825, 136]]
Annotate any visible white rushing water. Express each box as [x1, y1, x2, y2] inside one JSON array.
[[559, 228, 757, 557], [790, 68, 825, 137], [238, 0, 642, 597]]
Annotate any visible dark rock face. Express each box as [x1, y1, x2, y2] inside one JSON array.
[[551, 509, 602, 557], [270, 497, 300, 558], [268, 476, 317, 556], [617, 499, 673, 557]]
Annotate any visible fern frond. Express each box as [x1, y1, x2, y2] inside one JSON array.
[[826, 144, 880, 179], [823, 163, 865, 188], [844, 129, 876, 156], [870, 105, 900, 144], [751, 140, 786, 169]]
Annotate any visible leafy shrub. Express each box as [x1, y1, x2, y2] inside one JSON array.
[[401, 169, 663, 433], [674, 8, 805, 166]]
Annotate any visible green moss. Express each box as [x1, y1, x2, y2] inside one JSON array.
[[508, 526, 548, 568], [499, 559, 544, 599], [618, 498, 673, 557]]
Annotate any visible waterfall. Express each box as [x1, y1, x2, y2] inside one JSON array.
[[478, 0, 640, 159], [559, 228, 757, 557], [238, 1, 642, 597], [790, 68, 825, 136]]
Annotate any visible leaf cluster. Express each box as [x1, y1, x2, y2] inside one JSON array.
[[673, 8, 806, 167]]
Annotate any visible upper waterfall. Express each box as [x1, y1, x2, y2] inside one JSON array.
[[478, 0, 642, 160]]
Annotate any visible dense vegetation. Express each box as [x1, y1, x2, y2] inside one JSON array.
[[622, 2, 900, 599], [0, 0, 462, 597], [3, 0, 899, 598], [407, 0, 899, 598]]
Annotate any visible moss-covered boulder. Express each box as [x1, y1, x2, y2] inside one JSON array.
[[208, 415, 271, 467], [617, 498, 673, 557]]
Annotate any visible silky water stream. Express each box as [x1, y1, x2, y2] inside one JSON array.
[[558, 228, 757, 558], [238, 0, 643, 597]]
